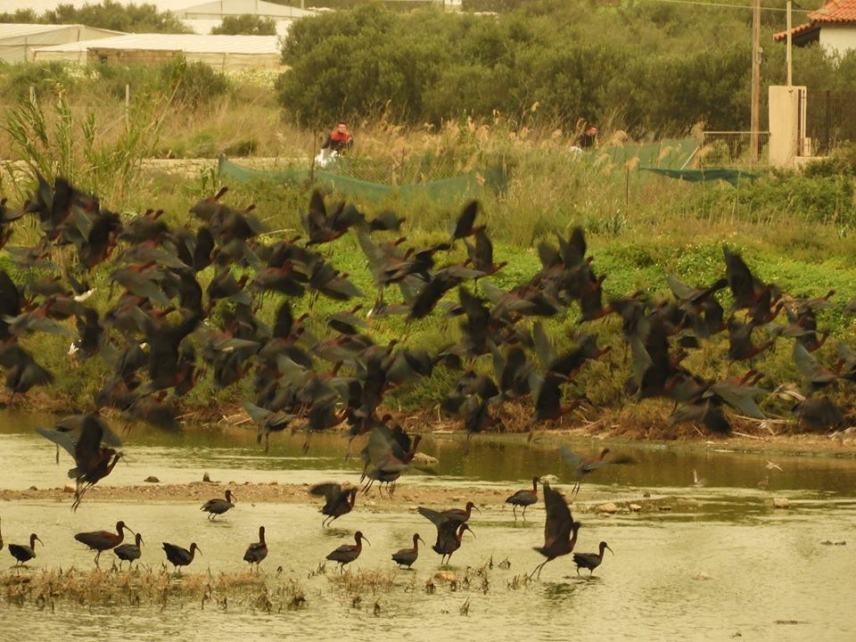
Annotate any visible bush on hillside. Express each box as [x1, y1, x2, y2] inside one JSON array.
[[212, 14, 277, 36], [277, 4, 856, 136]]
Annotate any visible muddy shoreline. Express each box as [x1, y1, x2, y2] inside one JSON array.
[[4, 393, 856, 459]]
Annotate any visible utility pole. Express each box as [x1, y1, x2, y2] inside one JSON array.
[[786, 0, 793, 86], [750, 0, 761, 162]]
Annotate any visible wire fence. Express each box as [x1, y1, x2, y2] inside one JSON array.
[[807, 90, 856, 155]]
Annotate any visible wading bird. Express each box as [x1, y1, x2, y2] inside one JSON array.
[[8, 532, 42, 568], [309, 483, 357, 527], [114, 533, 143, 568], [560, 446, 634, 497], [531, 483, 580, 578], [162, 542, 201, 574], [325, 531, 369, 571], [418, 507, 475, 566], [243, 526, 268, 571], [75, 521, 134, 567], [573, 541, 613, 576], [506, 477, 539, 521], [201, 489, 236, 520], [391, 533, 425, 569]]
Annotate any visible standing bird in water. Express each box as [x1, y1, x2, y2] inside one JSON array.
[[201, 489, 236, 520], [325, 531, 369, 571], [114, 533, 144, 568], [439, 501, 480, 524], [418, 507, 475, 566], [505, 477, 539, 521], [531, 483, 581, 578], [309, 483, 357, 527], [162, 542, 201, 574], [243, 526, 268, 571], [574, 541, 613, 576], [391, 533, 426, 569], [75, 521, 133, 567], [8, 532, 42, 567]]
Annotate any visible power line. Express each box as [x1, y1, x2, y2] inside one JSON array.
[[638, 0, 813, 13]]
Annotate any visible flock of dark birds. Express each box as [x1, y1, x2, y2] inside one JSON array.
[[0, 173, 853, 580], [1, 476, 613, 578]]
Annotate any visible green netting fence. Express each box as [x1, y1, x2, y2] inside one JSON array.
[[218, 157, 508, 204]]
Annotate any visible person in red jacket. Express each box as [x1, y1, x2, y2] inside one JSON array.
[[322, 122, 354, 153]]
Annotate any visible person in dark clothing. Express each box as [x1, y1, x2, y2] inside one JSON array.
[[322, 122, 354, 153], [576, 124, 598, 149]]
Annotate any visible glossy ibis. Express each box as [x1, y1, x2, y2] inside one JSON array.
[[201, 489, 236, 520], [163, 542, 201, 574], [309, 483, 357, 527], [560, 446, 633, 497], [8, 532, 42, 567], [440, 501, 480, 524], [574, 541, 613, 576], [326, 531, 369, 571], [361, 425, 421, 495], [243, 526, 268, 571], [114, 533, 143, 568], [418, 507, 475, 566], [506, 477, 539, 521], [531, 483, 581, 578], [391, 533, 426, 569], [36, 413, 123, 510], [75, 521, 133, 567]]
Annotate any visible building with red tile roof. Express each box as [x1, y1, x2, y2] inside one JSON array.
[[774, 0, 856, 55]]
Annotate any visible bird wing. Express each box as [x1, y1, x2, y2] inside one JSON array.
[[559, 445, 583, 470], [242, 401, 273, 426], [309, 483, 343, 502], [541, 483, 572, 549], [417, 506, 448, 528], [35, 426, 78, 457]]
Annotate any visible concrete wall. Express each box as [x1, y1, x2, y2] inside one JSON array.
[[820, 25, 856, 57], [768, 85, 808, 168], [86, 48, 281, 70]]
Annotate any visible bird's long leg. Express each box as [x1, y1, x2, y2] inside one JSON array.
[[529, 560, 547, 579], [512, 505, 517, 521], [576, 567, 580, 576], [95, 551, 101, 567]]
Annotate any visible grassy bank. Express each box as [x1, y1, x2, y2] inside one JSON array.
[[0, 84, 854, 437]]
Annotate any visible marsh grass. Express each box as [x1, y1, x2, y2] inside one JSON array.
[[1, 566, 305, 611]]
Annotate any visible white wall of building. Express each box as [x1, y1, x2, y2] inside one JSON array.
[[819, 25, 856, 57]]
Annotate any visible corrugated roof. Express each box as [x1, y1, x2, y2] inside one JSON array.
[[32, 33, 280, 54], [0, 23, 123, 40], [774, 0, 856, 41], [176, 0, 317, 19]]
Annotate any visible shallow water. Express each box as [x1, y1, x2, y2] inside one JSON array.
[[2, 413, 856, 640]]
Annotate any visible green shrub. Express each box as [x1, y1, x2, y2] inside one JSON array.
[[161, 57, 229, 109], [277, 4, 856, 137], [211, 14, 277, 36]]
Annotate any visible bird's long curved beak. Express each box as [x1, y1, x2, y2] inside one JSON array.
[[197, 547, 203, 556], [35, 536, 44, 547], [418, 536, 426, 545], [363, 537, 371, 546], [473, 505, 481, 513], [606, 545, 614, 555], [126, 526, 136, 535], [465, 527, 476, 539]]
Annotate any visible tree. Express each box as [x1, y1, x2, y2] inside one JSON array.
[[211, 15, 277, 36]]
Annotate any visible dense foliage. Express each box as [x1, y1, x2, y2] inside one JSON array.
[[211, 14, 278, 36], [0, 0, 191, 33], [278, 2, 856, 135]]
